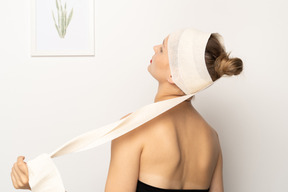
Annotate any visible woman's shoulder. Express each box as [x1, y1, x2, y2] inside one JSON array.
[[115, 112, 174, 153]]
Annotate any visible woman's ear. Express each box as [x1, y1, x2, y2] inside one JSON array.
[[167, 74, 175, 84]]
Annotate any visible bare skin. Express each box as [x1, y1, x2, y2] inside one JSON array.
[[136, 101, 222, 190]]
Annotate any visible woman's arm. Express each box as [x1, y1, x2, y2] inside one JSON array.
[[209, 133, 224, 192], [105, 113, 144, 192]]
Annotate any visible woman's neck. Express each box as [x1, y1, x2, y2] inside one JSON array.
[[154, 83, 192, 103]]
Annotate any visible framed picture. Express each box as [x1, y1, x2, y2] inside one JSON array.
[[31, 0, 94, 56]]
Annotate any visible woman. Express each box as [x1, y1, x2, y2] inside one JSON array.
[[11, 28, 243, 192]]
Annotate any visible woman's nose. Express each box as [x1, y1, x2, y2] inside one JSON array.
[[153, 46, 156, 52], [153, 45, 159, 52]]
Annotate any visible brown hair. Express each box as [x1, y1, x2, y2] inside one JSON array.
[[205, 33, 243, 81]]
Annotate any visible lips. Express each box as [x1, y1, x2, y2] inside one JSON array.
[[150, 59, 152, 63]]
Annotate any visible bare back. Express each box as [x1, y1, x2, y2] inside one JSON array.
[[138, 101, 221, 190]]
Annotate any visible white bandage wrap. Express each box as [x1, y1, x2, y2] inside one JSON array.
[[26, 27, 225, 192], [27, 154, 65, 192], [168, 28, 213, 94]]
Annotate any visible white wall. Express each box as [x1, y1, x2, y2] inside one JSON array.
[[1, 0, 287, 191]]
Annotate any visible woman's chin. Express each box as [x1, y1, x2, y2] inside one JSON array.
[[147, 66, 154, 78], [147, 64, 151, 73]]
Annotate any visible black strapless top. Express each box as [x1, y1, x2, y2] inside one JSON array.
[[136, 180, 210, 192]]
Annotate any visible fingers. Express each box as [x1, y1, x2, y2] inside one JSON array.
[[14, 162, 25, 182], [11, 156, 31, 190], [18, 156, 25, 161], [11, 165, 23, 189], [11, 170, 18, 189], [17, 156, 29, 175]]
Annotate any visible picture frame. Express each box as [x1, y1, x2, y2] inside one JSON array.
[[31, 0, 94, 56]]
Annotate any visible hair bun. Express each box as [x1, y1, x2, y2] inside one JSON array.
[[215, 52, 243, 77]]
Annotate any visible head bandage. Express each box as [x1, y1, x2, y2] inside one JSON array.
[[26, 27, 225, 192], [168, 28, 213, 94]]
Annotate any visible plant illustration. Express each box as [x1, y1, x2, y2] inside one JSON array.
[[52, 0, 73, 38]]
